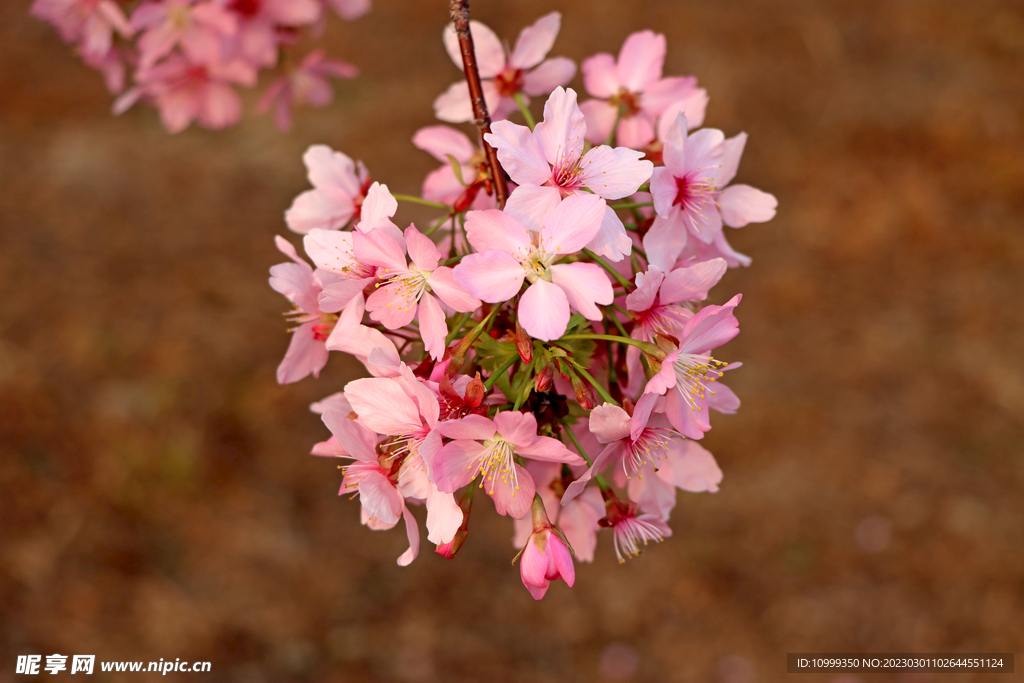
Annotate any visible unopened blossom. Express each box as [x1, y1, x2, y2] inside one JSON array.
[[321, 408, 420, 565], [356, 224, 481, 360], [434, 12, 575, 124], [269, 236, 331, 384], [579, 29, 707, 149], [648, 113, 778, 256], [485, 87, 652, 260], [222, 0, 320, 68], [519, 494, 575, 600], [453, 191, 613, 341], [257, 49, 357, 131], [285, 145, 371, 233], [412, 125, 496, 211], [113, 54, 256, 133], [31, 0, 134, 62], [642, 294, 741, 439], [130, 0, 237, 70], [434, 411, 584, 519]]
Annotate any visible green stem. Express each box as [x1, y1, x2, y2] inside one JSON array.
[[605, 309, 630, 339], [560, 334, 665, 360], [609, 201, 653, 210], [392, 194, 451, 210], [575, 365, 618, 406], [483, 355, 518, 390], [424, 212, 454, 237], [444, 311, 472, 346], [514, 93, 535, 130], [455, 305, 501, 355], [604, 108, 623, 147], [562, 424, 592, 467], [582, 249, 633, 290]]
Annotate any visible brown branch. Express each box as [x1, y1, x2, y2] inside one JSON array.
[[448, 0, 509, 209]]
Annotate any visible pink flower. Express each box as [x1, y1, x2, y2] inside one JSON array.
[[321, 408, 420, 565], [453, 191, 613, 341], [642, 294, 742, 439], [130, 0, 237, 70], [484, 87, 653, 260], [343, 366, 464, 546], [519, 494, 575, 599], [268, 236, 331, 384], [322, 293, 403, 378], [434, 12, 575, 124], [301, 228, 376, 312], [578, 30, 707, 149], [434, 411, 584, 519], [412, 125, 496, 211], [355, 224, 481, 360], [622, 259, 727, 392], [608, 508, 672, 563], [285, 145, 371, 233], [113, 54, 256, 133], [31, 0, 134, 62], [257, 49, 358, 131], [222, 0, 321, 68], [649, 114, 778, 252]]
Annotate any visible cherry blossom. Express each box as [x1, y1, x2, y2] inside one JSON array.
[[268, 236, 331, 384], [285, 145, 371, 233], [257, 50, 357, 131], [434, 12, 576, 124], [519, 494, 575, 600]]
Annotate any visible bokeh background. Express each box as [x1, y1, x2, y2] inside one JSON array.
[[2, 0, 1023, 681]]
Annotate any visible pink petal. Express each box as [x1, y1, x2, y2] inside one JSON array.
[[412, 125, 475, 163], [615, 113, 656, 150], [539, 192, 606, 255], [326, 0, 370, 20], [432, 81, 474, 124], [484, 120, 551, 187], [630, 392, 661, 441], [660, 113, 689, 175], [427, 267, 480, 312], [443, 20, 505, 78], [615, 30, 665, 92], [522, 57, 577, 96], [579, 145, 653, 200], [268, 261, 317, 314], [659, 258, 727, 303], [662, 441, 722, 492], [487, 463, 535, 519], [285, 189, 351, 234], [359, 471, 403, 526], [365, 282, 418, 329], [548, 534, 575, 587], [641, 76, 698, 117], [625, 267, 665, 312], [517, 436, 581, 463], [581, 52, 619, 98], [533, 86, 586, 169], [679, 293, 741, 355], [438, 414, 497, 441], [453, 251, 526, 303], [518, 279, 570, 341], [433, 439, 487, 493], [421, 165, 467, 205], [344, 377, 421, 435], [628, 463, 677, 520], [353, 228, 405, 272], [717, 132, 747, 186], [719, 185, 778, 227], [493, 411, 539, 448], [550, 262, 613, 320], [418, 293, 448, 361], [355, 182, 398, 233], [510, 12, 560, 69], [650, 166, 678, 219], [155, 86, 200, 134], [520, 536, 551, 597], [425, 486, 463, 545], [558, 488, 603, 562], [197, 82, 241, 130], [276, 321, 327, 384], [464, 208, 531, 258], [304, 145, 360, 195], [322, 410, 377, 462], [396, 505, 420, 566], [657, 90, 709, 141], [684, 128, 726, 172], [642, 213, 688, 272], [588, 403, 632, 443], [578, 98, 619, 145], [664, 387, 710, 439], [503, 185, 561, 234], [708, 381, 740, 414], [405, 226, 442, 270]]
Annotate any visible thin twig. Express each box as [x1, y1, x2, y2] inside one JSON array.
[[449, 0, 509, 208]]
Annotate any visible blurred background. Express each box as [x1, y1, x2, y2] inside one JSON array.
[[2, 0, 1022, 681]]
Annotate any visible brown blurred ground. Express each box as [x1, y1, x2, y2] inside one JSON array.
[[2, 0, 1023, 681]]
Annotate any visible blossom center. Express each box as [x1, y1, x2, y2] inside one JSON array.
[[672, 353, 727, 412], [478, 436, 519, 496], [229, 0, 260, 16], [673, 170, 720, 233], [622, 427, 672, 477], [494, 67, 525, 98], [377, 266, 432, 311], [609, 88, 642, 117], [523, 247, 554, 284]]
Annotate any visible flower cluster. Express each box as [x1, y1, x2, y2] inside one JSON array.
[[31, 0, 369, 132], [270, 14, 776, 599]]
